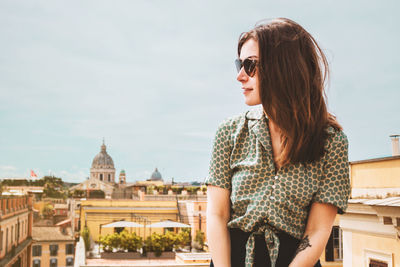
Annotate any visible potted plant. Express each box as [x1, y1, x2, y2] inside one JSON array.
[[100, 232, 122, 258], [99, 235, 112, 253], [192, 230, 205, 252], [176, 228, 191, 251], [161, 231, 178, 252], [143, 232, 176, 259], [120, 231, 142, 258]]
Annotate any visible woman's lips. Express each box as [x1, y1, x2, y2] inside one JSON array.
[[242, 88, 253, 94]]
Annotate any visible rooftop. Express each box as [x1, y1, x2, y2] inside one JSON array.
[[350, 155, 400, 165], [348, 197, 400, 207], [32, 226, 74, 241]]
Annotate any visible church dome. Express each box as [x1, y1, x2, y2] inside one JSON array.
[[91, 142, 114, 169], [149, 168, 162, 181]]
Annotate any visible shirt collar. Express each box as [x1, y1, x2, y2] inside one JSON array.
[[245, 106, 268, 120]]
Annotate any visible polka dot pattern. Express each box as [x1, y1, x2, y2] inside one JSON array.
[[205, 107, 350, 267]]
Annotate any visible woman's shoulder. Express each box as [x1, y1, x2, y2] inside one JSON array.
[[324, 126, 349, 154], [326, 126, 348, 143]]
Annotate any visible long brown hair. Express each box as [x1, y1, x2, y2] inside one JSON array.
[[238, 18, 342, 166]]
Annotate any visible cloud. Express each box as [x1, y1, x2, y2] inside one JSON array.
[[0, 165, 17, 171]]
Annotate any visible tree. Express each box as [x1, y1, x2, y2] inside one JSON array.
[[42, 203, 54, 219], [42, 176, 67, 199], [81, 226, 91, 252], [193, 230, 205, 251], [88, 190, 105, 199], [176, 228, 191, 249]]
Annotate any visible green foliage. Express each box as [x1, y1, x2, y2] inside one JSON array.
[[146, 185, 154, 195], [194, 230, 205, 247], [43, 176, 66, 199], [171, 186, 183, 194], [185, 186, 200, 195], [144, 232, 164, 256], [42, 203, 54, 219], [162, 231, 178, 251], [155, 185, 167, 194], [99, 232, 121, 252], [81, 226, 91, 252], [120, 231, 143, 252], [88, 190, 105, 199], [1, 178, 45, 186], [99, 231, 182, 255], [176, 228, 191, 248], [99, 231, 143, 252], [71, 190, 85, 198], [1, 176, 67, 198], [144, 231, 180, 255]]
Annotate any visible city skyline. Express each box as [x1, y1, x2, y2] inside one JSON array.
[[1, 0, 399, 183]]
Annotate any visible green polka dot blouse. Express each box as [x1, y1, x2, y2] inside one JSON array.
[[205, 107, 350, 267]]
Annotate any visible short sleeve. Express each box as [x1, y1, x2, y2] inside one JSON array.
[[313, 129, 351, 214], [204, 120, 233, 191]]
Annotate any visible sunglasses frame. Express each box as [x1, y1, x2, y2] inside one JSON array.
[[235, 57, 258, 77]]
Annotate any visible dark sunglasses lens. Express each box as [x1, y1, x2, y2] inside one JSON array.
[[234, 59, 242, 73], [243, 59, 256, 77]]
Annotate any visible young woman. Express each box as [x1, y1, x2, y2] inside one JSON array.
[[205, 18, 350, 267]]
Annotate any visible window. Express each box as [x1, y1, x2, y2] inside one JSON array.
[[32, 245, 42, 256], [50, 258, 57, 267], [15, 223, 18, 241], [100, 174, 103, 181], [370, 259, 388, 267], [66, 244, 74, 254], [11, 226, 13, 244], [6, 228, 8, 252], [0, 230, 3, 251], [108, 174, 111, 182], [49, 244, 58, 256], [325, 226, 343, 261], [66, 257, 74, 266], [33, 259, 41, 267]]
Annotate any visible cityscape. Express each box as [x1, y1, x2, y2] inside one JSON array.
[[1, 1, 399, 267], [1, 138, 400, 267]]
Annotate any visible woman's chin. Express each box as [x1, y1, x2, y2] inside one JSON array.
[[244, 99, 261, 106]]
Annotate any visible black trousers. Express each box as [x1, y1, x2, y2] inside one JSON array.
[[210, 228, 322, 267]]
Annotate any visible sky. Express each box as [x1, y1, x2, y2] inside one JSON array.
[[0, 0, 399, 183]]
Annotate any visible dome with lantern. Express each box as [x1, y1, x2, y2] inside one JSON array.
[[149, 168, 163, 181], [91, 142, 114, 169]]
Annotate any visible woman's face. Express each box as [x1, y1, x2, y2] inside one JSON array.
[[236, 38, 261, 106]]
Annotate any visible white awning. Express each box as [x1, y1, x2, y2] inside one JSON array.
[[146, 220, 191, 228], [102, 221, 143, 228]]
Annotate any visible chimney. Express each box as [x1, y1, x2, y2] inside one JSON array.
[[390, 135, 400, 156]]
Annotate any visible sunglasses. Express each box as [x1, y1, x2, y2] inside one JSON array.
[[235, 57, 258, 77]]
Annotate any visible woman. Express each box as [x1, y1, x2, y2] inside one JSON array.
[[205, 18, 350, 267]]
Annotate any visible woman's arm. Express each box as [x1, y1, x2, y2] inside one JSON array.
[[206, 185, 231, 267], [289, 202, 337, 267]]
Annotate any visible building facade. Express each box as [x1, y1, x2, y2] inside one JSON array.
[[0, 195, 33, 267], [32, 226, 75, 267], [340, 156, 400, 267], [78, 199, 179, 241]]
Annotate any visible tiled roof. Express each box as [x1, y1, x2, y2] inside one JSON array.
[[32, 226, 74, 241]]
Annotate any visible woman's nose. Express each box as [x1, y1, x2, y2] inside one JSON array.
[[236, 67, 248, 82]]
